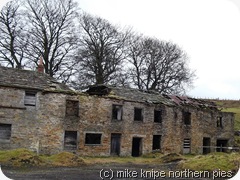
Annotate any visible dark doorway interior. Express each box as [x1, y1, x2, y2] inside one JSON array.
[[152, 135, 161, 150], [64, 131, 77, 150], [111, 133, 121, 156], [216, 139, 228, 152], [203, 137, 211, 154], [132, 137, 142, 157]]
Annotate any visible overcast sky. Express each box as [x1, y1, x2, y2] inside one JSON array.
[[1, 0, 240, 100]]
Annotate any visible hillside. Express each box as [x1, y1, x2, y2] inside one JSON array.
[[211, 99, 240, 131]]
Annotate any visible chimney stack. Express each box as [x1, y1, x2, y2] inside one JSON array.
[[37, 56, 44, 73]]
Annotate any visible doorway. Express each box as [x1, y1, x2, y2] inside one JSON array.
[[111, 133, 121, 156], [152, 135, 161, 151], [216, 139, 228, 152], [132, 137, 142, 157], [203, 137, 211, 154]]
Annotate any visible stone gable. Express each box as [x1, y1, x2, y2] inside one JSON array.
[[0, 66, 71, 91]]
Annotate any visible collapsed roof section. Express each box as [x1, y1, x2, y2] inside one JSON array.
[[0, 67, 220, 111], [86, 85, 219, 110]]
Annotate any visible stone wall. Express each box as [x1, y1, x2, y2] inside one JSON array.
[[0, 87, 39, 151], [69, 95, 234, 156], [0, 86, 235, 156]]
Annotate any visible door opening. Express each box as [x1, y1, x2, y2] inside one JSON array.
[[152, 135, 161, 151], [111, 133, 121, 156], [132, 137, 142, 157], [203, 137, 211, 154], [216, 139, 228, 152]]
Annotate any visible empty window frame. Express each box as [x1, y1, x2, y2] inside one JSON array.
[[0, 123, 12, 140], [183, 138, 191, 154], [24, 91, 36, 106], [85, 133, 102, 145], [154, 110, 162, 123], [66, 100, 79, 116], [152, 135, 161, 150], [182, 111, 191, 125], [64, 131, 77, 150], [217, 117, 223, 128], [134, 108, 143, 121], [112, 105, 123, 120]]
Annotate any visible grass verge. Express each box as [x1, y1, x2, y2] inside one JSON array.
[[0, 149, 85, 167], [178, 152, 240, 172], [0, 149, 239, 172]]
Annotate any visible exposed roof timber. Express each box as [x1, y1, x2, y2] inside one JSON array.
[[87, 85, 219, 110]]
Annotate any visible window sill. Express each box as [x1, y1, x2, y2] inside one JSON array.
[[0, 105, 26, 110], [24, 104, 36, 107], [84, 144, 102, 146], [112, 119, 123, 122], [65, 115, 79, 118], [0, 139, 11, 143], [64, 148, 77, 151]]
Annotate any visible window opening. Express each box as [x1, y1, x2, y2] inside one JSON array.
[[66, 100, 79, 116], [217, 117, 223, 128], [24, 91, 36, 106], [112, 105, 122, 120], [0, 123, 12, 140], [154, 110, 162, 123], [183, 111, 191, 125], [85, 133, 102, 145], [134, 108, 143, 121], [64, 131, 77, 150]]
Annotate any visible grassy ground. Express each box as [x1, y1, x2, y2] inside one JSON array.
[[178, 152, 240, 172], [0, 149, 239, 172], [0, 149, 85, 167]]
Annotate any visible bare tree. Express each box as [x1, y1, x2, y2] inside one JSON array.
[[23, 0, 79, 81], [74, 13, 130, 89], [0, 0, 26, 69], [127, 35, 195, 94]]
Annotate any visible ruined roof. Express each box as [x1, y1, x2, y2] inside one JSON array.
[[86, 85, 219, 110], [162, 94, 218, 109], [0, 66, 71, 91]]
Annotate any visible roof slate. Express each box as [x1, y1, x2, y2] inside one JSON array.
[[0, 66, 71, 91], [0, 67, 220, 110], [87, 85, 219, 110]]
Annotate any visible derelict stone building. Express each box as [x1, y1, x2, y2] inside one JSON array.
[[0, 66, 235, 156]]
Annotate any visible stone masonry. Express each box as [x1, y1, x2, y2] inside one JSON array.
[[0, 67, 235, 156]]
